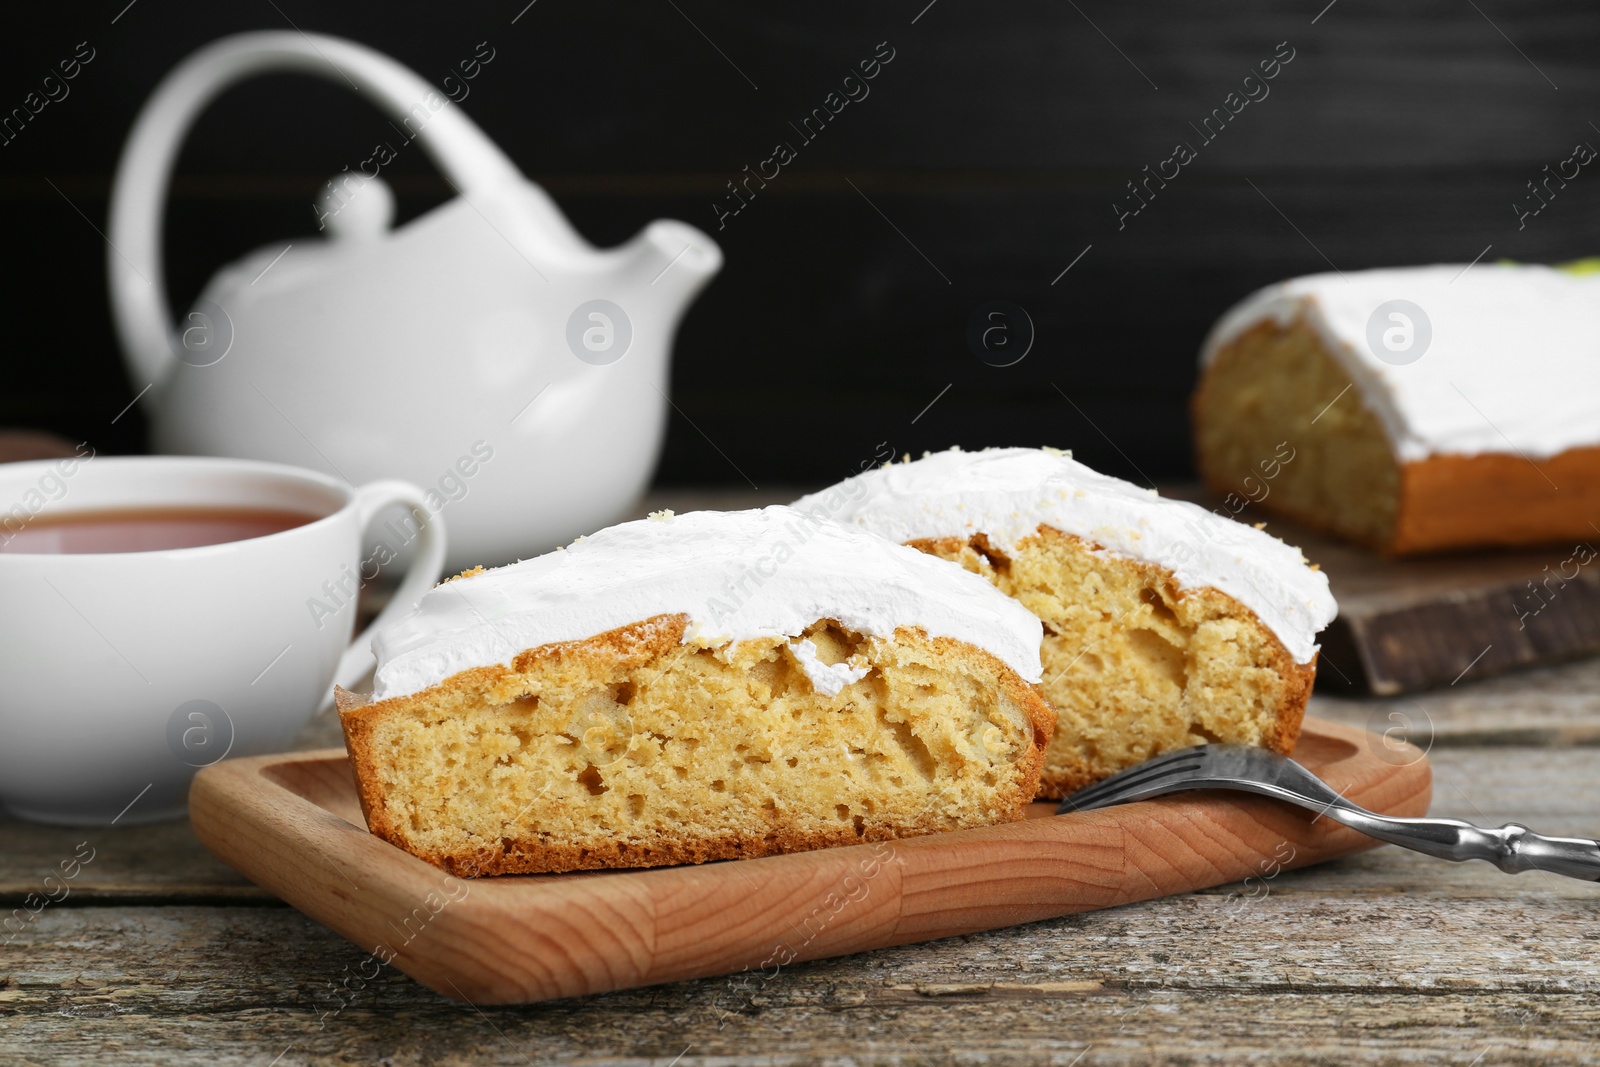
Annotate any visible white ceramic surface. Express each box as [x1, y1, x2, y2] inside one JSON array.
[[0, 456, 445, 825], [106, 32, 721, 571]]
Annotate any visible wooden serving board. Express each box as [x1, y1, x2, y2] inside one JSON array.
[[188, 718, 1429, 1006], [1277, 520, 1600, 696], [1164, 487, 1600, 696], [1310, 531, 1600, 697]]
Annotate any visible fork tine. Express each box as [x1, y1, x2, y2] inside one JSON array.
[[1062, 751, 1200, 806], [1070, 752, 1203, 803], [1058, 770, 1169, 813], [1061, 765, 1196, 813], [1056, 747, 1208, 813]]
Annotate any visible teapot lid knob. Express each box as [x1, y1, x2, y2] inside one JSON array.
[[317, 174, 394, 241]]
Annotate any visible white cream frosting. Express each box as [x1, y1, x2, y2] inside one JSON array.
[[370, 505, 1044, 700], [788, 638, 871, 698], [792, 448, 1336, 665], [1201, 263, 1600, 462]]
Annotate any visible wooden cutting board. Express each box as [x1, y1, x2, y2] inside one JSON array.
[[188, 718, 1430, 1006], [1273, 519, 1600, 696]]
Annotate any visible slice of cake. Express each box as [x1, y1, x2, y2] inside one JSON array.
[[337, 506, 1053, 875], [794, 448, 1336, 798], [1194, 263, 1600, 555]]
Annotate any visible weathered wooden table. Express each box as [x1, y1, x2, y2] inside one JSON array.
[[4, 491, 1599, 1065]]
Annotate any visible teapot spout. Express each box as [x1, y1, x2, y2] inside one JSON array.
[[621, 220, 723, 310]]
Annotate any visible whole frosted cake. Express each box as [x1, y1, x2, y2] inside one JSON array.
[[1194, 263, 1600, 554], [795, 447, 1337, 797], [338, 506, 1054, 875]]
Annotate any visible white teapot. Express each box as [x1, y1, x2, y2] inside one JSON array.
[[107, 32, 721, 569]]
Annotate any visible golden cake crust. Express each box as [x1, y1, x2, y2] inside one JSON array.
[[1389, 448, 1600, 555], [339, 615, 1053, 876]]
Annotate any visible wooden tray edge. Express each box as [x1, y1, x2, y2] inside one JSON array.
[[189, 718, 1431, 1005]]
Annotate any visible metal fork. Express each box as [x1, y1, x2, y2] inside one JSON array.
[[1056, 744, 1600, 881]]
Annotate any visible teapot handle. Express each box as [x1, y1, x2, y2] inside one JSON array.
[[107, 31, 525, 391]]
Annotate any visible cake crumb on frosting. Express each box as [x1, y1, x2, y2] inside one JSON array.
[[438, 565, 486, 586]]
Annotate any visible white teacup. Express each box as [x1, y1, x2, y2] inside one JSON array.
[[0, 455, 446, 825]]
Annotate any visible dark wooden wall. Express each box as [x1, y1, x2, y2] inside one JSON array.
[[4, 1, 1599, 486]]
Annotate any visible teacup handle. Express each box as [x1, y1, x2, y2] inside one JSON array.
[[328, 480, 449, 701]]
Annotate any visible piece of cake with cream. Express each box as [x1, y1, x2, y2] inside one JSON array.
[[796, 447, 1337, 797], [338, 506, 1053, 875], [1194, 263, 1600, 555]]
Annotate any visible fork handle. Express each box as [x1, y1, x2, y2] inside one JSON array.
[[1324, 807, 1600, 881]]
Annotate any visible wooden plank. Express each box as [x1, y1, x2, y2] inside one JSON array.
[[5, 891, 1600, 1065], [0, 996, 1593, 1066], [1312, 654, 1600, 747], [0, 815, 266, 905], [1306, 529, 1600, 697], [2, 746, 1592, 1063], [184, 720, 1427, 1005]]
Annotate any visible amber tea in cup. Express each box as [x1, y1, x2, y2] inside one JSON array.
[[0, 506, 319, 555]]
